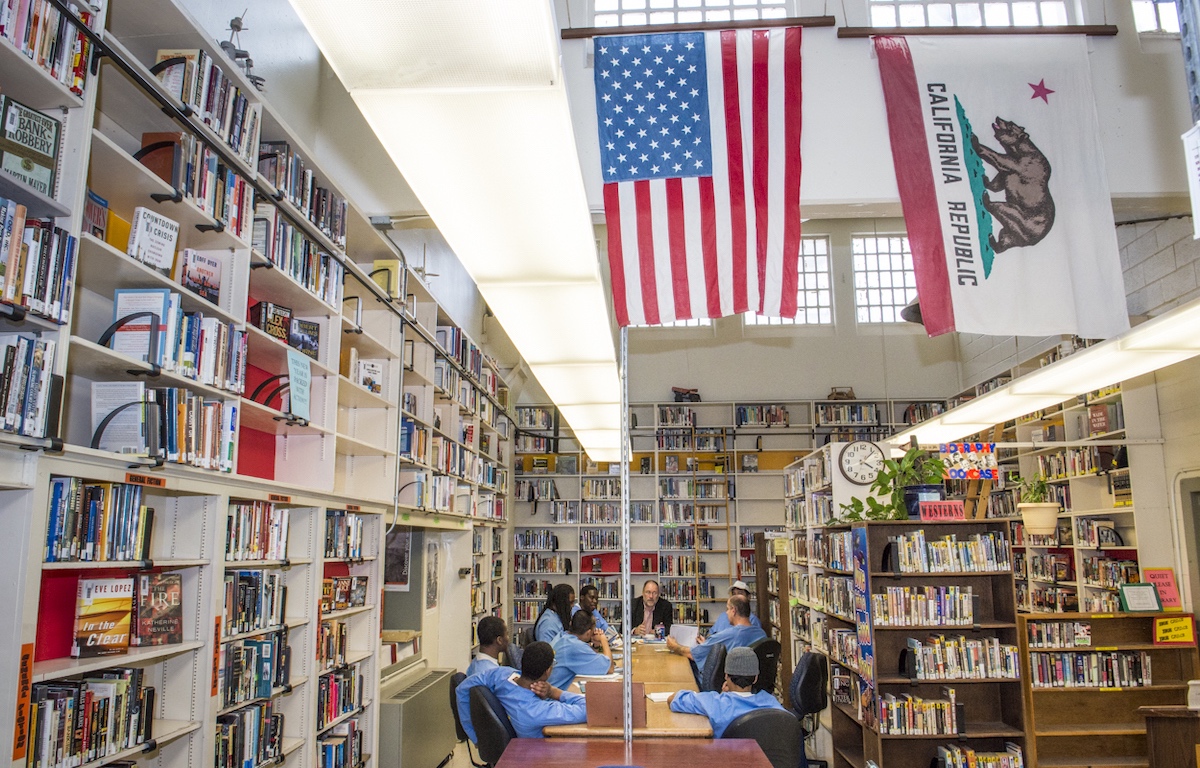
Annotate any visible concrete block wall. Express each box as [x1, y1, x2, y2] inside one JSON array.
[[1119, 216, 1200, 318]]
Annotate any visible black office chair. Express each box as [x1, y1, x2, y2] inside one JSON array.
[[504, 641, 524, 670], [519, 626, 536, 647], [468, 685, 516, 767], [749, 637, 782, 694], [789, 652, 830, 768], [723, 708, 805, 768], [449, 673, 486, 768], [699, 642, 728, 692]]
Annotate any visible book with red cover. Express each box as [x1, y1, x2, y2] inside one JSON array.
[[132, 572, 182, 646]]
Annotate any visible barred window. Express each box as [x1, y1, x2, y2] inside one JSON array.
[[592, 0, 789, 28], [745, 237, 832, 326], [1131, 0, 1180, 32], [630, 316, 713, 328], [851, 236, 917, 324], [867, 0, 1069, 27]]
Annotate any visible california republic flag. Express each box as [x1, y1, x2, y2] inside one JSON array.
[[875, 36, 1129, 339]]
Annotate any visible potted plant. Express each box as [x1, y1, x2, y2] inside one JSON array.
[[1017, 475, 1060, 535], [878, 445, 948, 519]]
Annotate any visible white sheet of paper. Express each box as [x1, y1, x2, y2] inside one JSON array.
[[646, 692, 673, 702], [669, 624, 700, 648]]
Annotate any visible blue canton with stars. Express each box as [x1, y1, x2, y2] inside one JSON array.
[[595, 32, 713, 183]]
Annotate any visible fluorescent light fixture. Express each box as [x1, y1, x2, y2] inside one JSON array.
[[891, 295, 1200, 447], [287, 0, 622, 460]]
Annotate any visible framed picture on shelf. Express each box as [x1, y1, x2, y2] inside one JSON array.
[[557, 455, 578, 474], [1118, 582, 1163, 612], [664, 455, 679, 473]]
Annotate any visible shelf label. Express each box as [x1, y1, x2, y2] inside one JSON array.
[[773, 537, 789, 556], [125, 472, 165, 488], [345, 505, 361, 512], [286, 348, 311, 422], [1154, 615, 1197, 646], [268, 494, 291, 503], [11, 643, 32, 760], [1144, 568, 1183, 612], [920, 500, 966, 521]]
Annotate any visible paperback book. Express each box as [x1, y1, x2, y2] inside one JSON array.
[[356, 360, 383, 394], [72, 577, 134, 657], [112, 288, 171, 367], [289, 318, 320, 360], [83, 189, 108, 239], [250, 301, 292, 344], [127, 207, 180, 275], [178, 248, 225, 305], [0, 96, 61, 197]]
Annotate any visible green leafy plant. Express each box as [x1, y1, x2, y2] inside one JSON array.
[[836, 495, 902, 522], [831, 445, 947, 524], [1018, 475, 1052, 504]]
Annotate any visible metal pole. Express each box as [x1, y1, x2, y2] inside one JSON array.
[[620, 326, 632, 744]]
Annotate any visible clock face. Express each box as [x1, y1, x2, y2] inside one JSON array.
[[839, 441, 885, 485]]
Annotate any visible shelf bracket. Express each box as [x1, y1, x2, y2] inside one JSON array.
[[195, 221, 225, 234], [90, 400, 165, 468], [367, 268, 395, 304], [0, 301, 27, 322], [141, 739, 158, 754], [250, 260, 275, 271], [150, 190, 182, 204], [96, 311, 162, 377], [140, 559, 155, 570]]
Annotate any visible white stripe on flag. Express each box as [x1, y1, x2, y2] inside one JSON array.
[[681, 178, 708, 317], [762, 29, 787, 317], [648, 180, 677, 323], [616, 183, 646, 326], [705, 31, 734, 318], [735, 29, 759, 313]]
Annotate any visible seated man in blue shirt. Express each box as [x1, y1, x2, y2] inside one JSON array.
[[549, 610, 613, 688], [466, 616, 508, 677], [455, 641, 587, 740], [668, 646, 787, 737], [710, 581, 763, 633], [570, 584, 612, 635], [666, 595, 766, 672]]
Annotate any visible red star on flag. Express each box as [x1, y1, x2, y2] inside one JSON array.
[[1029, 79, 1055, 102]]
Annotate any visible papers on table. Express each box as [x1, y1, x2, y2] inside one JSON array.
[[669, 624, 700, 648], [646, 692, 673, 703]]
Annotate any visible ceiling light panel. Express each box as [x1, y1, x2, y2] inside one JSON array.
[[528, 363, 622, 405], [288, 0, 559, 90], [481, 282, 617, 364]]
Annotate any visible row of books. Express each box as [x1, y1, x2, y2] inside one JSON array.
[[226, 501, 289, 562], [814, 402, 878, 425], [905, 635, 1019, 680], [1028, 650, 1152, 688], [891, 531, 1012, 573], [1, 333, 56, 438], [513, 529, 559, 551], [258, 141, 347, 247], [317, 619, 348, 672], [217, 628, 292, 709], [222, 570, 286, 638], [826, 530, 852, 570], [735, 403, 790, 427], [659, 528, 712, 550], [827, 629, 860, 672], [215, 702, 283, 768], [937, 744, 1024, 768], [71, 574, 182, 657], [1, 1, 96, 95], [401, 471, 455, 512], [1018, 582, 1080, 613], [514, 478, 557, 501], [320, 576, 368, 614], [1073, 517, 1121, 548], [249, 301, 320, 361], [25, 669, 155, 768], [112, 288, 248, 393], [325, 510, 365, 560], [318, 719, 364, 768], [134, 131, 256, 242], [815, 574, 854, 619], [317, 665, 364, 730], [0, 201, 76, 323], [659, 554, 701, 577], [1035, 447, 1107, 480], [45, 478, 153, 563], [153, 48, 262, 168], [513, 553, 568, 574], [512, 577, 553, 599], [658, 478, 728, 499], [673, 603, 703, 624], [871, 585, 976, 627], [1080, 555, 1139, 589], [878, 688, 959, 735], [515, 406, 554, 430], [1025, 620, 1092, 648], [90, 381, 237, 472], [435, 324, 483, 382], [656, 405, 696, 426], [252, 203, 345, 307], [514, 434, 551, 453]]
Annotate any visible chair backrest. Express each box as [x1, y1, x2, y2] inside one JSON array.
[[749, 638, 782, 694], [449, 672, 469, 742], [789, 652, 829, 720], [469, 685, 515, 765], [699, 642, 728, 692], [519, 626, 536, 647], [504, 641, 524, 670], [722, 708, 805, 768]]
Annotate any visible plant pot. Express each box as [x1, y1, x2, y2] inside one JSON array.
[[903, 484, 946, 519], [1019, 502, 1061, 536]]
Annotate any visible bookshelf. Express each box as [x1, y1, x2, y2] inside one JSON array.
[[754, 532, 792, 705], [788, 515, 1026, 768], [0, 4, 513, 768], [1018, 611, 1200, 768]]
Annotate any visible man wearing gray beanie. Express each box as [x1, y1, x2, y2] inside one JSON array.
[[667, 646, 786, 737]]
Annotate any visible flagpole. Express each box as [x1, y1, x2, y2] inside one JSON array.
[[620, 325, 632, 745]]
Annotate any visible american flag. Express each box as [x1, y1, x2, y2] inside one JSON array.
[[595, 28, 803, 327]]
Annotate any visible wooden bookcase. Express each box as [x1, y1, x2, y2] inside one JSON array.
[[754, 532, 793, 705], [1018, 611, 1200, 768]]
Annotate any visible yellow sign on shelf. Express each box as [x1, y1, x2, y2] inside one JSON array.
[[1154, 615, 1197, 646]]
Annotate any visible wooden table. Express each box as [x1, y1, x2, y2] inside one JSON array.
[[496, 738, 775, 768], [543, 640, 712, 738], [1139, 706, 1200, 768]]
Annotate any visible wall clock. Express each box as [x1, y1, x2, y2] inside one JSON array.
[[838, 440, 885, 485]]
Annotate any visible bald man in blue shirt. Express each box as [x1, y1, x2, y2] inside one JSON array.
[[669, 646, 787, 737], [667, 594, 766, 672], [455, 641, 587, 740]]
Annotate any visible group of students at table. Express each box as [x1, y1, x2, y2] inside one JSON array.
[[455, 579, 785, 742]]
